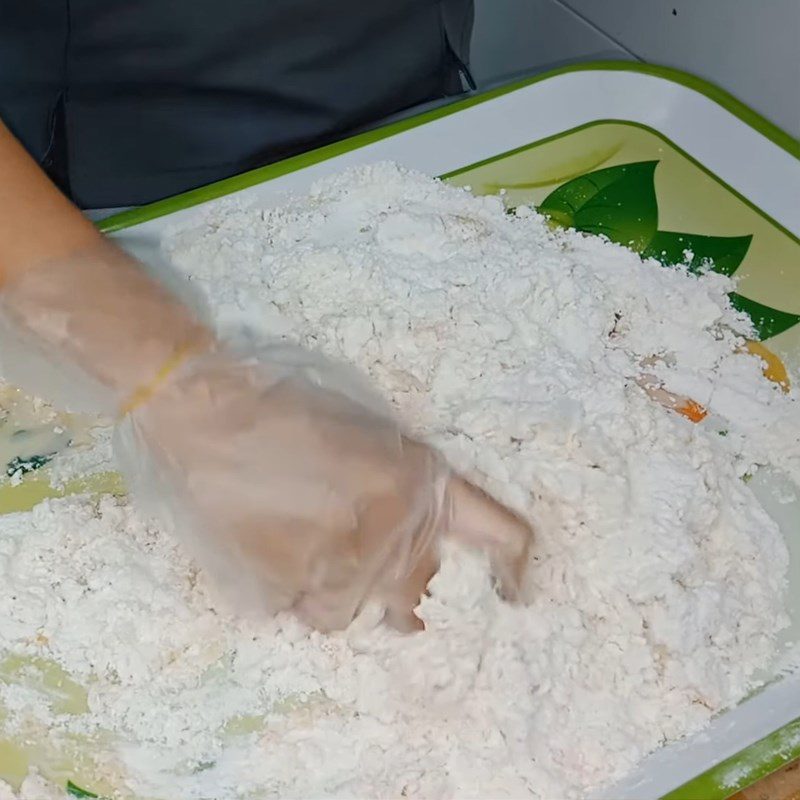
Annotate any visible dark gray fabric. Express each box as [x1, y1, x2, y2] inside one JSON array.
[[0, 2, 68, 163], [441, 0, 475, 83], [0, 0, 473, 209]]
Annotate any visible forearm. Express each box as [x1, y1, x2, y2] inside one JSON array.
[[0, 121, 101, 282], [0, 120, 212, 405]]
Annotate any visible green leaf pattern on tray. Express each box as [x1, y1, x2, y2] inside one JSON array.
[[538, 160, 797, 340], [66, 780, 100, 798], [729, 294, 800, 340], [538, 160, 658, 250], [5, 453, 56, 478], [642, 231, 753, 277]]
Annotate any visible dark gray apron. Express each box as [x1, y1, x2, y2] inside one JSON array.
[[0, 0, 473, 208]]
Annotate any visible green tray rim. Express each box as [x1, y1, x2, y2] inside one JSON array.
[[98, 60, 799, 235], [662, 716, 800, 800], [94, 60, 800, 799]]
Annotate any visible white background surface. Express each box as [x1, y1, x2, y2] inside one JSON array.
[[472, 0, 800, 138]]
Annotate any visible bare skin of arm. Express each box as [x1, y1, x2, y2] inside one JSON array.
[[0, 121, 102, 280]]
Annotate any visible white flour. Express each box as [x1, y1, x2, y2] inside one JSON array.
[[0, 164, 797, 799]]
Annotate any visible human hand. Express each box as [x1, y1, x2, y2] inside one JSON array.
[[116, 342, 533, 632], [0, 123, 534, 630], [0, 242, 532, 632]]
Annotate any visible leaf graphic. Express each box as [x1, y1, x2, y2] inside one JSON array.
[[538, 160, 658, 251], [6, 452, 56, 477], [643, 231, 752, 276], [67, 781, 99, 799], [535, 160, 797, 341], [729, 294, 800, 340]]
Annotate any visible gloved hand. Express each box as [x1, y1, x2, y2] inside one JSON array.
[[0, 241, 533, 631], [116, 344, 534, 631]]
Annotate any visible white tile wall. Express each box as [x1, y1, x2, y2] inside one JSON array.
[[472, 0, 800, 138]]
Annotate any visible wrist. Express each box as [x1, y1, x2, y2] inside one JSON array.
[[1, 239, 215, 405]]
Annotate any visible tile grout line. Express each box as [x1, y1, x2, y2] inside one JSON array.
[[547, 0, 645, 61]]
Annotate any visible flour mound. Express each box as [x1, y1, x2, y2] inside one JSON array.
[[0, 163, 795, 799]]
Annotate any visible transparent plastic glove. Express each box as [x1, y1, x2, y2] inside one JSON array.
[[0, 241, 212, 416], [0, 242, 533, 632], [115, 342, 533, 632]]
